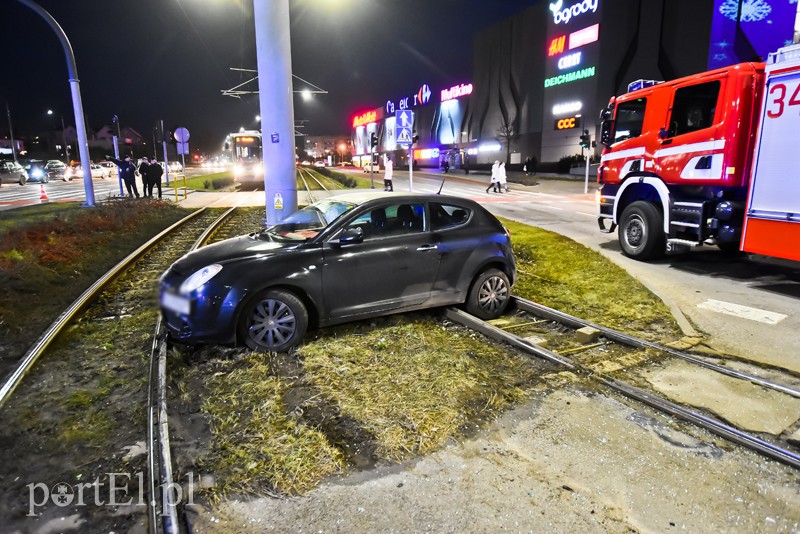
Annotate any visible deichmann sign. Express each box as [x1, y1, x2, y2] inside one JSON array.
[[544, 66, 596, 87], [554, 116, 579, 130], [549, 0, 599, 25]]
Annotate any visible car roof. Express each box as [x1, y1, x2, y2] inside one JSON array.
[[327, 191, 475, 207]]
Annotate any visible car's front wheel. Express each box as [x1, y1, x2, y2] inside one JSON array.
[[19, 176, 26, 186], [465, 268, 511, 320], [239, 289, 308, 352]]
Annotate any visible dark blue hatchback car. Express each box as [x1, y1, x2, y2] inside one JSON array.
[[160, 192, 516, 352]]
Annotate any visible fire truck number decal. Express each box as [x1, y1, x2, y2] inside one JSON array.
[[766, 82, 800, 118]]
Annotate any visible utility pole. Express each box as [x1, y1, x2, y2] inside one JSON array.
[[112, 115, 123, 196], [16, 0, 95, 207], [254, 0, 297, 225], [6, 101, 17, 163]]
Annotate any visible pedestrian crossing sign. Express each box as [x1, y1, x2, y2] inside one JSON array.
[[397, 127, 413, 145]]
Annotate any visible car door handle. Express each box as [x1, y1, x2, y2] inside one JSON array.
[[416, 244, 438, 251]]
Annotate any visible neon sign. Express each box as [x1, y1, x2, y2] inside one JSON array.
[[413, 148, 440, 160], [554, 117, 579, 130], [553, 101, 583, 115], [441, 83, 474, 101], [569, 24, 599, 49], [549, 0, 599, 25], [558, 51, 582, 69], [544, 66, 595, 88], [548, 36, 566, 57], [352, 111, 377, 128]]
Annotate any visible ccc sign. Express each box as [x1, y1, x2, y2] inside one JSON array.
[[554, 116, 579, 130]]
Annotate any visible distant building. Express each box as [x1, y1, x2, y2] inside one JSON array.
[[90, 125, 145, 152], [0, 138, 24, 158], [304, 136, 351, 161]]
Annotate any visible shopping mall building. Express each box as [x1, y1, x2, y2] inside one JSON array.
[[350, 0, 799, 170]]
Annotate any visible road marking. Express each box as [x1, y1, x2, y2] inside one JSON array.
[[697, 299, 787, 325]]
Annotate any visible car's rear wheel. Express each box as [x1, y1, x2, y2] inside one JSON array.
[[239, 289, 308, 352], [465, 268, 511, 320], [19, 176, 26, 185]]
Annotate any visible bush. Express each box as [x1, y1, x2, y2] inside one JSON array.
[[211, 177, 234, 190], [557, 154, 586, 174], [315, 167, 357, 188]]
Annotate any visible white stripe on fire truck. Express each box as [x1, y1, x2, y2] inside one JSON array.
[[654, 139, 726, 158], [600, 147, 646, 163]]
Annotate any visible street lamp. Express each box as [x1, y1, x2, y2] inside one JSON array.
[[338, 143, 345, 165], [47, 109, 70, 162], [255, 115, 261, 122]]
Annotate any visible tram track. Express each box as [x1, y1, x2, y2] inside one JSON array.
[[445, 296, 800, 470], [0, 207, 244, 533]]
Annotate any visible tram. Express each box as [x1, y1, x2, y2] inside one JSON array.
[[227, 130, 263, 186]]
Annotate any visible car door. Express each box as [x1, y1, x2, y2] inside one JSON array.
[[321, 202, 439, 320]]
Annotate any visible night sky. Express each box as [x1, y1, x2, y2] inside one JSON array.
[[0, 0, 538, 153]]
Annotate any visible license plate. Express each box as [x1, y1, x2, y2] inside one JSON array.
[[162, 292, 190, 315]]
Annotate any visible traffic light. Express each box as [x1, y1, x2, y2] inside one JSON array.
[[370, 133, 378, 149], [412, 131, 419, 144], [580, 129, 590, 149]]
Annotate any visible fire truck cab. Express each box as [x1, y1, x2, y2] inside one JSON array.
[[596, 62, 766, 260]]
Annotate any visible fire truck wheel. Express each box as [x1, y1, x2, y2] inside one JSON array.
[[619, 201, 665, 261]]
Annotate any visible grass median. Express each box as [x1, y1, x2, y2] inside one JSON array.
[[179, 217, 681, 499]]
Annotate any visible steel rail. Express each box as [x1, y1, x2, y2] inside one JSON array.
[[0, 207, 208, 409], [297, 167, 316, 204], [305, 168, 329, 192], [148, 207, 239, 533], [445, 308, 800, 470], [511, 296, 800, 398]]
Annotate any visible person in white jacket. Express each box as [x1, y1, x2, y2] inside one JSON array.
[[486, 160, 500, 193], [498, 161, 509, 193], [383, 156, 393, 191]]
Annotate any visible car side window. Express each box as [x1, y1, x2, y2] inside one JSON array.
[[345, 203, 426, 240], [430, 203, 472, 231]]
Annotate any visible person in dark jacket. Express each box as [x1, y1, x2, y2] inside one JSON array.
[[138, 158, 151, 197], [107, 154, 139, 198], [148, 156, 163, 199]]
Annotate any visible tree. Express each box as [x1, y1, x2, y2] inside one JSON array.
[[496, 116, 519, 166]]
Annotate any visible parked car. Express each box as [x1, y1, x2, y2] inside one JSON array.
[[98, 161, 117, 178], [45, 160, 69, 181], [0, 160, 28, 186], [160, 192, 515, 352], [363, 161, 381, 173], [90, 164, 106, 179], [313, 160, 326, 168], [22, 160, 50, 183]]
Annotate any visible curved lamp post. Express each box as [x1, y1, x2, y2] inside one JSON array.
[[16, 0, 95, 206]]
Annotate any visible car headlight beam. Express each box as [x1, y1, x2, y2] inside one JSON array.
[[180, 264, 223, 294]]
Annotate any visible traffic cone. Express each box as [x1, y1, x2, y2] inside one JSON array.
[[40, 184, 49, 202]]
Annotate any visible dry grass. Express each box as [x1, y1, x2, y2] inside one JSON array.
[[500, 217, 682, 341]]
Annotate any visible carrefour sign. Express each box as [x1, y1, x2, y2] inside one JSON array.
[[549, 0, 599, 25]]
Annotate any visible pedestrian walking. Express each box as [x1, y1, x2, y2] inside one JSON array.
[[486, 160, 500, 193], [148, 157, 163, 199], [498, 161, 509, 192], [138, 158, 151, 197], [443, 159, 450, 173], [107, 154, 140, 198], [383, 157, 393, 192], [524, 156, 532, 176]]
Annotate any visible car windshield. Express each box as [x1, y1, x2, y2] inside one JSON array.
[[262, 199, 356, 242]]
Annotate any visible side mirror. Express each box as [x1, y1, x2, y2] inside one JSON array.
[[599, 119, 615, 147], [658, 128, 669, 140], [338, 227, 364, 245]]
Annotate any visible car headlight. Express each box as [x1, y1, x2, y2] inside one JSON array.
[[180, 264, 223, 294], [31, 168, 43, 178], [234, 165, 244, 176]]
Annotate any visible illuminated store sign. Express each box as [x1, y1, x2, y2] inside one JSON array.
[[569, 24, 599, 49], [441, 83, 473, 102], [549, 0, 599, 25], [352, 111, 377, 128], [554, 116, 580, 130], [544, 66, 595, 88], [557, 51, 582, 69], [548, 35, 566, 56], [478, 143, 502, 153], [413, 148, 440, 160], [553, 101, 583, 115], [385, 83, 432, 115]]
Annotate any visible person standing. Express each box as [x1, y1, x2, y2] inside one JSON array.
[[138, 158, 151, 197], [148, 156, 163, 199], [498, 161, 509, 193], [486, 160, 500, 193], [383, 156, 393, 192], [107, 154, 139, 198]]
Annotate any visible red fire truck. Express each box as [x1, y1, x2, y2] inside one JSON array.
[[596, 43, 800, 262]]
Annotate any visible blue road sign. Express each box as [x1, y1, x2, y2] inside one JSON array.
[[395, 110, 413, 146]]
